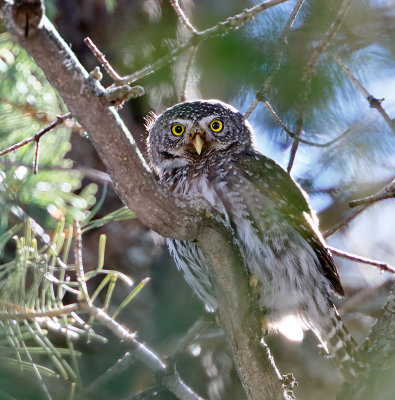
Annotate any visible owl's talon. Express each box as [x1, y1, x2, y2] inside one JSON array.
[[281, 373, 297, 398], [260, 316, 268, 336], [249, 275, 259, 288]]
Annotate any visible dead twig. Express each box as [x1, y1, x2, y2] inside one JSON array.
[[252, 94, 373, 147], [0, 112, 71, 174], [0, 112, 71, 155], [349, 178, 395, 208], [170, 0, 199, 35], [287, 0, 353, 172], [325, 178, 395, 237], [323, 205, 368, 238], [85, 0, 289, 86], [328, 246, 395, 274], [245, 0, 306, 118], [334, 55, 395, 135]]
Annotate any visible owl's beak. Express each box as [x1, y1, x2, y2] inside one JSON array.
[[191, 134, 204, 155]]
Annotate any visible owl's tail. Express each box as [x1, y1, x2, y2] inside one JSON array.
[[317, 305, 364, 382]]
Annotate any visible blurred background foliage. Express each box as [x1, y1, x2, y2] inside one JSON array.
[[0, 0, 394, 399]]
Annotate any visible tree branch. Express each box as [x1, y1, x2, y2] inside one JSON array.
[[85, 0, 289, 86], [328, 246, 395, 274], [324, 178, 395, 238], [334, 55, 395, 135], [197, 224, 290, 400], [287, 0, 353, 172], [170, 0, 199, 35], [349, 178, 395, 208], [0, 112, 71, 156], [3, 8, 203, 241]]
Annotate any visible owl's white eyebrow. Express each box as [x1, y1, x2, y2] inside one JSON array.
[[169, 118, 193, 126], [199, 115, 221, 125]]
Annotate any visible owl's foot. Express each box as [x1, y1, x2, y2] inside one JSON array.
[[260, 316, 269, 336], [249, 275, 262, 301], [281, 373, 298, 398]]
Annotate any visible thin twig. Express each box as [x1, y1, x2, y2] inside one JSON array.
[[169, 315, 213, 357], [325, 178, 395, 237], [302, 0, 353, 85], [0, 112, 71, 156], [328, 246, 395, 274], [86, 0, 288, 85], [170, 0, 199, 34], [323, 205, 368, 238], [84, 37, 123, 82], [287, 0, 353, 172], [84, 304, 205, 400], [245, 0, 305, 118], [334, 55, 395, 135], [87, 352, 137, 391], [349, 178, 395, 208], [263, 99, 375, 146]]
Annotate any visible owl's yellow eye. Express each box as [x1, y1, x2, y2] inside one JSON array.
[[171, 124, 185, 136], [210, 119, 223, 133]]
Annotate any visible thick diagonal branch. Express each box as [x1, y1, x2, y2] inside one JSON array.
[[3, 10, 202, 241]]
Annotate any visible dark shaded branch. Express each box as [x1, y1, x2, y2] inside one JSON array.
[[286, 116, 303, 173], [85, 304, 205, 400]]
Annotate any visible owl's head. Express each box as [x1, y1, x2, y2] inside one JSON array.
[[147, 100, 255, 176]]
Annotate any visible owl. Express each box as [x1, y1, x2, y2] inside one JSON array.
[[147, 99, 360, 381]]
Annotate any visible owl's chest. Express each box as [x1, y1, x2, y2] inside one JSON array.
[[167, 169, 280, 249]]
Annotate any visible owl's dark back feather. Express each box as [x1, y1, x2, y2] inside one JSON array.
[[235, 152, 344, 297]]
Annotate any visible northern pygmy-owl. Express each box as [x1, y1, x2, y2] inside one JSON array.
[[147, 99, 360, 380]]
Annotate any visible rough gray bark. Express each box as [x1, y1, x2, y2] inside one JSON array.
[[2, 3, 289, 399]]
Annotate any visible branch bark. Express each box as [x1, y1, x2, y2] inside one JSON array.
[[3, 3, 289, 399], [3, 8, 202, 241]]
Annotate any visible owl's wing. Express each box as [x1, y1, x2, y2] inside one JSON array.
[[235, 152, 344, 297]]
